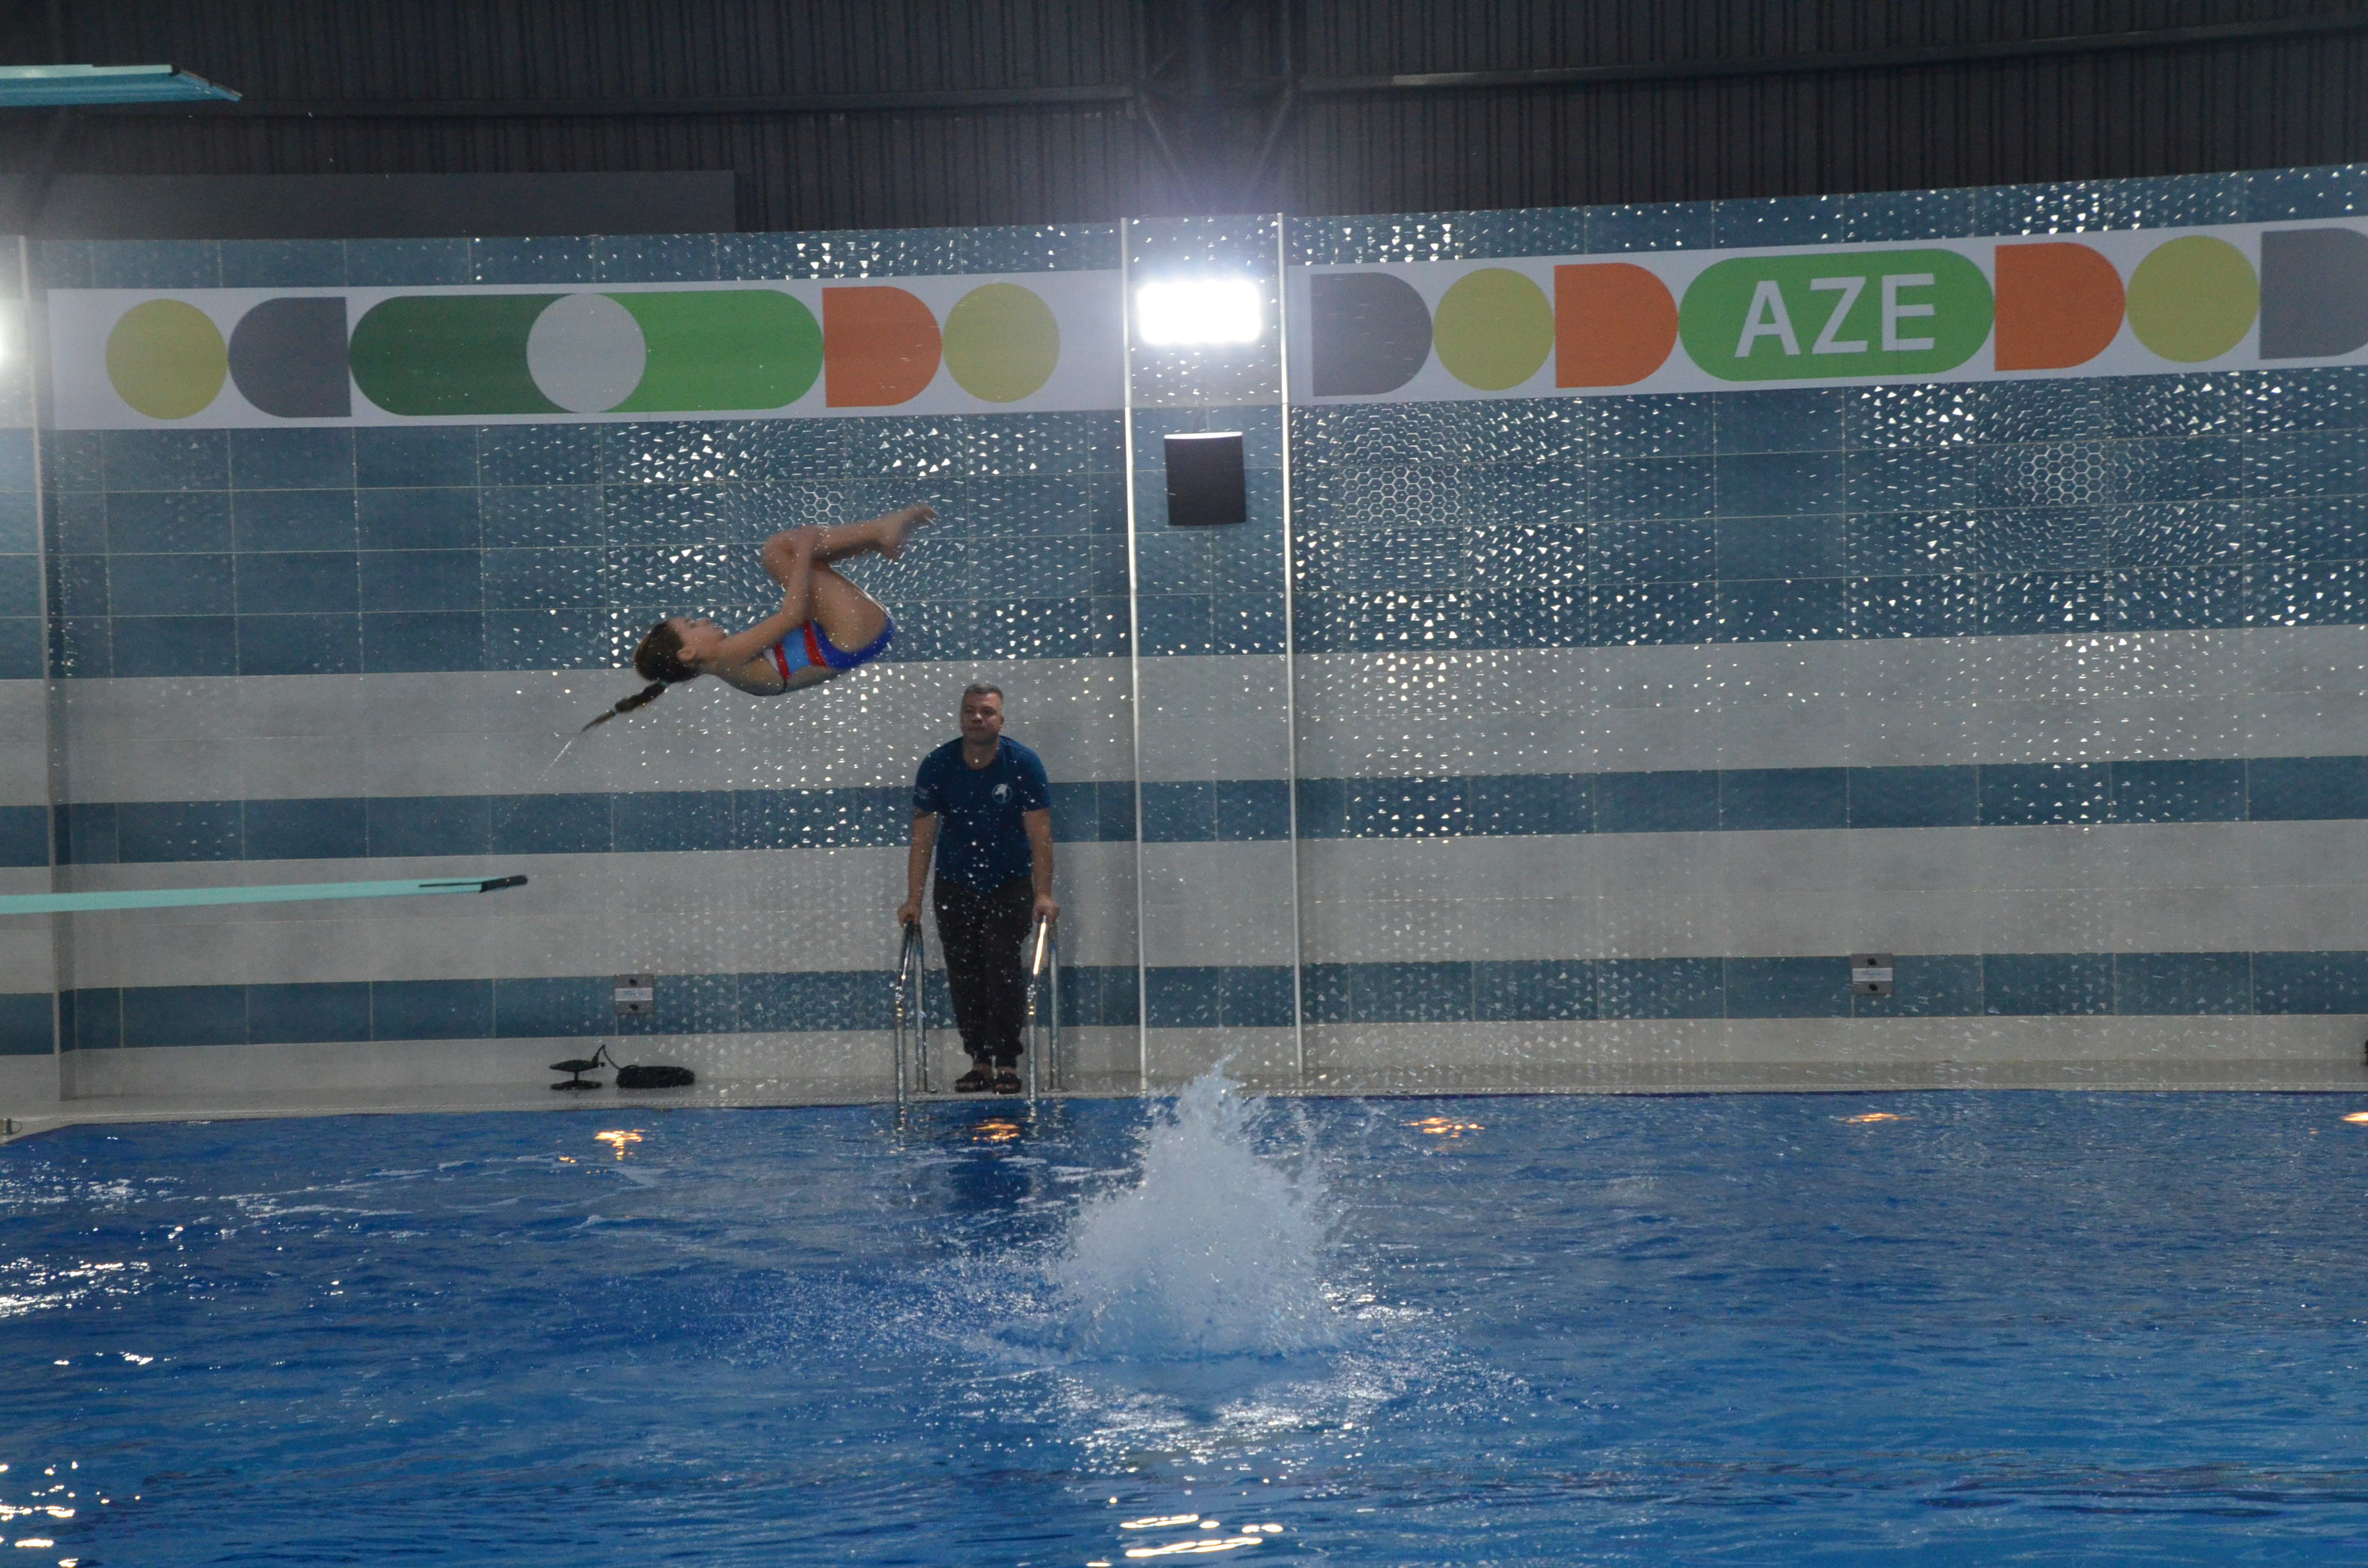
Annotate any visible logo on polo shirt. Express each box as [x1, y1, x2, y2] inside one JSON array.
[[992, 783, 1012, 803]]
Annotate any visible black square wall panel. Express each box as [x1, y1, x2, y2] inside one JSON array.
[[1165, 432, 1247, 526]]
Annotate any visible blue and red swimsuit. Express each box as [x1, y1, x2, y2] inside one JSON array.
[[768, 614, 895, 682]]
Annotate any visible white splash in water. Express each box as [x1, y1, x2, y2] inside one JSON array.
[[1052, 1070, 1336, 1360]]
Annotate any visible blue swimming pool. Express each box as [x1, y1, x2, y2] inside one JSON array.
[[6, 1082, 2368, 1565]]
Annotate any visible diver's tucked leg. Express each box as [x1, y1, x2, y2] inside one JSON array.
[[768, 528, 817, 626], [806, 562, 889, 650], [771, 505, 933, 569]]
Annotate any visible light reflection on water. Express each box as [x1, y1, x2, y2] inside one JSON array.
[[4, 1090, 2368, 1562]]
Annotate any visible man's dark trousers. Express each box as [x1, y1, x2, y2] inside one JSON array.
[[933, 873, 1033, 1066]]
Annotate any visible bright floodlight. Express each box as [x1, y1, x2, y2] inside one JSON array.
[[1135, 278, 1262, 346]]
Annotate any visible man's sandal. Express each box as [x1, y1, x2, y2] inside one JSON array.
[[953, 1065, 996, 1093], [992, 1069, 1023, 1095]]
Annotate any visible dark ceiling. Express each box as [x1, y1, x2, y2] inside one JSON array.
[[3, 1, 2364, 232]]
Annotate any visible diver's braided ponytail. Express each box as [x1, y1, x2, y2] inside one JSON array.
[[583, 620, 701, 731], [581, 680, 668, 732]]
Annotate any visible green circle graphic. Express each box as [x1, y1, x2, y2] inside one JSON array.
[[106, 298, 227, 420], [941, 283, 1059, 402], [2125, 236, 2258, 363], [1432, 268, 1552, 391]]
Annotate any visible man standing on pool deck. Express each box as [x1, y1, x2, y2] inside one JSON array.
[[899, 684, 1058, 1094]]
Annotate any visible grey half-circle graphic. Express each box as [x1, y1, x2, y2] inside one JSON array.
[[2260, 227, 2368, 360], [1310, 272, 1433, 396], [227, 296, 351, 418]]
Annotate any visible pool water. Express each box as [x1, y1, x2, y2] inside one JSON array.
[[6, 1081, 2368, 1565]]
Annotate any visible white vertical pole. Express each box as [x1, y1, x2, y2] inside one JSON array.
[[1120, 224, 1149, 1096], [1273, 216, 1308, 1093], [22, 234, 64, 1084]]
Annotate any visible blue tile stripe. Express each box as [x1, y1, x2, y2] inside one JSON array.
[[45, 418, 1135, 678], [1295, 952, 2280, 1022], [0, 990, 53, 1054], [0, 804, 48, 865], [45, 782, 1140, 866], [36, 756, 2368, 867], [49, 227, 1123, 295], [55, 965, 1143, 1051], [1289, 369, 2368, 656], [1281, 167, 2368, 266], [45, 949, 2368, 1049], [1300, 758, 2270, 837], [1305, 756, 2368, 835], [46, 364, 2368, 675], [45, 170, 2333, 294]]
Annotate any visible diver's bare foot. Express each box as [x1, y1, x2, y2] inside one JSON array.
[[877, 503, 935, 560]]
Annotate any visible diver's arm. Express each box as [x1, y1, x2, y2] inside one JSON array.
[[705, 588, 812, 672], [761, 530, 812, 587], [702, 534, 819, 671]]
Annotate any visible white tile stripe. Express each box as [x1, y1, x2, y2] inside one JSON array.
[[36, 626, 2368, 806], [1291, 1018, 2368, 1074], [46, 842, 1139, 989], [1295, 821, 2368, 963], [0, 682, 45, 808], [47, 659, 1140, 804], [37, 821, 2368, 986]]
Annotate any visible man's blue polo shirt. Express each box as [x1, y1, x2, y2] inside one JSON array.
[[912, 736, 1051, 894]]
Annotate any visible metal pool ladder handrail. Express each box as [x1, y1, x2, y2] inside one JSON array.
[[1024, 915, 1062, 1101], [892, 919, 930, 1103]]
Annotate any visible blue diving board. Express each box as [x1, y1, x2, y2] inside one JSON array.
[[0, 65, 240, 108], [0, 874, 527, 917]]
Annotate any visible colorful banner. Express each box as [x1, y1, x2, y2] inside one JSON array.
[[1285, 219, 2368, 403], [49, 216, 2368, 428], [47, 270, 1122, 429]]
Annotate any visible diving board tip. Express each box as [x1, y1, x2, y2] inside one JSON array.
[[0, 874, 532, 917]]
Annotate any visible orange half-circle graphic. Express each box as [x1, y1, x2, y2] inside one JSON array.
[[1554, 263, 1677, 387], [824, 286, 942, 407], [1993, 242, 2125, 372]]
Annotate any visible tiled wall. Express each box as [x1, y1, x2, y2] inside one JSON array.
[[1248, 169, 2368, 1086], [15, 168, 2368, 1109], [1268, 357, 2368, 1076], [16, 225, 1150, 1098], [1253, 169, 2368, 1087]]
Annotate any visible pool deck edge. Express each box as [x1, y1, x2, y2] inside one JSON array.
[[7, 1058, 2368, 1141]]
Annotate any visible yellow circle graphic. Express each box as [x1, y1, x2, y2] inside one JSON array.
[[2124, 236, 2258, 364], [1433, 267, 1553, 391], [106, 298, 228, 420], [941, 283, 1060, 403]]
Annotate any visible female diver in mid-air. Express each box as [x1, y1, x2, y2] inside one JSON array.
[[585, 503, 933, 730]]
